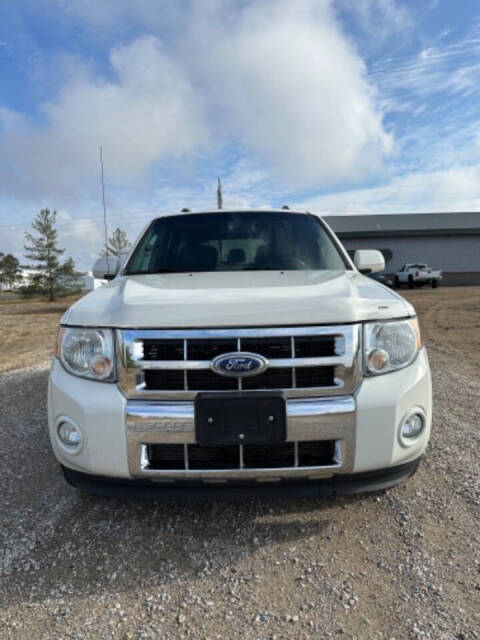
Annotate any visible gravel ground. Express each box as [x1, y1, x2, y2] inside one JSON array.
[[0, 290, 479, 639]]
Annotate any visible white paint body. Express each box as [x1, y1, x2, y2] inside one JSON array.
[[48, 210, 432, 488]]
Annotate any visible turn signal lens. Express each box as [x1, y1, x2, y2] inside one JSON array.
[[89, 355, 113, 379], [366, 348, 390, 373]]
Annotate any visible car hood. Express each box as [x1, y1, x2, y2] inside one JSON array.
[[62, 270, 414, 328]]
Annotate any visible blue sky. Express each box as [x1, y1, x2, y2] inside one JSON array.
[[1, 0, 480, 269]]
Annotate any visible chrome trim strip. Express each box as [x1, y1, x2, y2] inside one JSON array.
[[123, 325, 353, 339], [183, 339, 188, 390], [138, 463, 342, 481], [134, 355, 350, 370]]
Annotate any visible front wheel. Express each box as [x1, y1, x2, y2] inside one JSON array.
[[408, 275, 414, 289], [394, 276, 400, 288], [432, 280, 438, 289]]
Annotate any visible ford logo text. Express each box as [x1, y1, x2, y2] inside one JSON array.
[[211, 352, 269, 378]]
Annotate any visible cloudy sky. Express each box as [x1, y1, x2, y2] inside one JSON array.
[[1, 0, 480, 268]]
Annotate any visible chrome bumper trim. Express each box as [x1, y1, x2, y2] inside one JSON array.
[[126, 396, 355, 479]]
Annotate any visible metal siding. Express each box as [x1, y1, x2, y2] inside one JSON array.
[[339, 235, 480, 274], [325, 212, 480, 234]]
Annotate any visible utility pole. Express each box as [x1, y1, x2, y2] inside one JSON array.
[[217, 177, 223, 210]]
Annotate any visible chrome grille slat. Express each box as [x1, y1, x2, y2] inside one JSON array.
[[291, 336, 296, 389], [117, 325, 360, 399], [183, 339, 188, 391]]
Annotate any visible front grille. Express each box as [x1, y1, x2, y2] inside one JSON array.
[[187, 370, 238, 391], [242, 367, 293, 390], [119, 325, 359, 399], [143, 366, 335, 391], [142, 335, 336, 361], [143, 339, 184, 361], [146, 440, 336, 471], [241, 337, 291, 359], [188, 339, 237, 360], [294, 336, 336, 358], [144, 370, 184, 390], [296, 367, 335, 388]]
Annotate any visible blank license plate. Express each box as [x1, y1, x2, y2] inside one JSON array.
[[195, 392, 286, 445]]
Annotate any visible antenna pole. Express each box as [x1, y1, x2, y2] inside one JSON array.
[[99, 145, 109, 269], [217, 177, 223, 210]]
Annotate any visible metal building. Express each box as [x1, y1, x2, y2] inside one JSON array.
[[325, 212, 480, 286]]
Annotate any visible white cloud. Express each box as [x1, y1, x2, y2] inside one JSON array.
[[295, 166, 480, 214], [0, 0, 392, 200], [334, 0, 413, 48], [0, 35, 206, 198], [186, 0, 392, 183]]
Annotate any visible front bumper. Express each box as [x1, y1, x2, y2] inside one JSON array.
[[61, 457, 422, 500], [48, 348, 431, 485]]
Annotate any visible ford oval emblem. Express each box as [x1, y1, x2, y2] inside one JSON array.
[[212, 352, 269, 378]]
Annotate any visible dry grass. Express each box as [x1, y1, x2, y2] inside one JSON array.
[[402, 285, 480, 374], [0, 295, 82, 374]]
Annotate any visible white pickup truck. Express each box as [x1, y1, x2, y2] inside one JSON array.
[[48, 209, 432, 499], [395, 263, 442, 289]]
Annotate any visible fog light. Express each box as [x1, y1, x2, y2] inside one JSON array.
[[58, 421, 81, 447], [401, 413, 424, 439]]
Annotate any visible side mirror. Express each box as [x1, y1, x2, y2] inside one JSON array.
[[353, 250, 385, 275], [117, 248, 130, 268], [92, 256, 119, 281]]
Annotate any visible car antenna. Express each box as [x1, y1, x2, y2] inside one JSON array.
[[281, 205, 290, 210], [217, 177, 223, 210], [99, 145, 109, 271]]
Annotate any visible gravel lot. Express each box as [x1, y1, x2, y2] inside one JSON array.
[[0, 288, 479, 639]]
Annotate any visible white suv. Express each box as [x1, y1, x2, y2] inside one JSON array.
[[48, 210, 431, 499]]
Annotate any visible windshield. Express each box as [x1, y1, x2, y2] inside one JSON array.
[[126, 212, 348, 274]]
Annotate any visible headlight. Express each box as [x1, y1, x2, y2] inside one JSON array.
[[56, 327, 115, 381], [364, 318, 421, 375]]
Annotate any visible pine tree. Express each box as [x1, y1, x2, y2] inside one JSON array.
[[100, 227, 130, 257], [0, 254, 22, 289], [24, 208, 82, 301]]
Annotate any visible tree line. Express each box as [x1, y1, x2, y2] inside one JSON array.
[[0, 208, 130, 301]]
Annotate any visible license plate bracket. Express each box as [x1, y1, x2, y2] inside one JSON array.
[[195, 392, 286, 445]]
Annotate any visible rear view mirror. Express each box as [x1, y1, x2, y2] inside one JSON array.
[[353, 250, 385, 274], [92, 256, 119, 281]]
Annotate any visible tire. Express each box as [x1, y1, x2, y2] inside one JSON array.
[[432, 280, 438, 289], [394, 276, 400, 288], [408, 275, 414, 289]]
